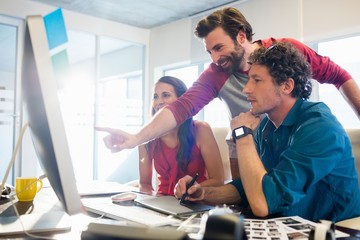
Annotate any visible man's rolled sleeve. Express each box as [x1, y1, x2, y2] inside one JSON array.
[[262, 174, 290, 214], [229, 179, 249, 207]]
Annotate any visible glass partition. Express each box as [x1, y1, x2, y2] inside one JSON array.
[[58, 30, 97, 180], [0, 18, 22, 186], [96, 36, 144, 182], [60, 31, 145, 182]]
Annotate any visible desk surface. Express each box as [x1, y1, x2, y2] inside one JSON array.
[[1, 186, 359, 240], [0, 186, 92, 239], [1, 186, 62, 216], [0, 186, 199, 240]]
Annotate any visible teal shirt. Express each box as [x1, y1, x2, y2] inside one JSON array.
[[231, 98, 360, 222]]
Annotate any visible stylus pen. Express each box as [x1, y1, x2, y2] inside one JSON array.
[[179, 173, 198, 204]]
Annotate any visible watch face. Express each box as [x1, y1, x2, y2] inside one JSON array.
[[235, 127, 245, 136]]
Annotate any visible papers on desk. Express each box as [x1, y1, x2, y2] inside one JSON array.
[[244, 216, 349, 240]]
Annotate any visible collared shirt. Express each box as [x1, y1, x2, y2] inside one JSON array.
[[231, 98, 360, 222]]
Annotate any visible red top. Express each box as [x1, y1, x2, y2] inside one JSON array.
[[148, 138, 207, 195]]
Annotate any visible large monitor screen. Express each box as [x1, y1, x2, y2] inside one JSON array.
[[21, 10, 83, 215]]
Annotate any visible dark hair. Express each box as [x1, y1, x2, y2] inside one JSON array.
[[195, 7, 254, 42], [150, 76, 195, 172], [248, 42, 312, 99]]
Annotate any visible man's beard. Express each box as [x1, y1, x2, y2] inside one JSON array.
[[219, 42, 245, 74]]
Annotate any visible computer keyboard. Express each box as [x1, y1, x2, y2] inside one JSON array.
[[82, 221, 188, 240], [82, 197, 182, 227]]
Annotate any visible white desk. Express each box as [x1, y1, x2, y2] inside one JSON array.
[[0, 186, 196, 239], [0, 186, 89, 239], [2, 186, 359, 240]]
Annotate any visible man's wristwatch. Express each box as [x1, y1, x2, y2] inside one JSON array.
[[232, 126, 253, 143]]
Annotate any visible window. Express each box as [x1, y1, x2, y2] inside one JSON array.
[[0, 17, 145, 185], [96, 74, 143, 181], [0, 17, 23, 185], [316, 35, 360, 129], [58, 31, 96, 181], [57, 31, 145, 182]]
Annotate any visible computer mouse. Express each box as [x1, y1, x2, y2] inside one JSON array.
[[111, 192, 137, 203]]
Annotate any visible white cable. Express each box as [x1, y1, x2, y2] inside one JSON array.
[[9, 177, 55, 239], [0, 123, 29, 194], [1, 123, 54, 239]]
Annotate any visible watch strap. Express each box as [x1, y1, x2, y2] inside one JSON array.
[[232, 126, 253, 143]]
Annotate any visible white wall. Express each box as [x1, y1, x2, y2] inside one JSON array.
[[302, 0, 360, 42]]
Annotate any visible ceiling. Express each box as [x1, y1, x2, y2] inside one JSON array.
[[30, 0, 240, 29], [1, 0, 244, 72]]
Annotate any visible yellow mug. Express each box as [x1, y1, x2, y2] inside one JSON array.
[[15, 177, 43, 202]]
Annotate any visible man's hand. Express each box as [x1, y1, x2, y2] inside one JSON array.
[[95, 126, 138, 152], [231, 111, 261, 131], [174, 175, 204, 201]]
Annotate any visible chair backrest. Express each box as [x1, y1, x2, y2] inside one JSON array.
[[212, 127, 232, 182], [346, 129, 360, 186]]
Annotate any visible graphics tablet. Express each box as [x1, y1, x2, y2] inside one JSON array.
[[135, 195, 215, 217]]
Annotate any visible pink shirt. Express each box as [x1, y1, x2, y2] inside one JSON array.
[[148, 138, 207, 195]]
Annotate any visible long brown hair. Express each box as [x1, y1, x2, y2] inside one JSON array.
[[149, 76, 195, 171]]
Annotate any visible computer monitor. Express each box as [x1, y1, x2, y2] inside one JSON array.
[[21, 14, 83, 215]]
